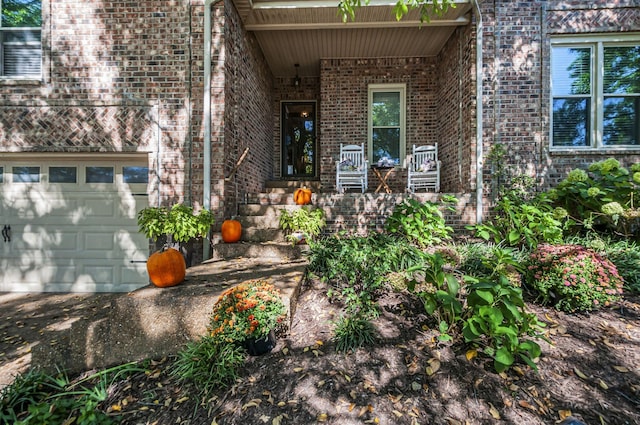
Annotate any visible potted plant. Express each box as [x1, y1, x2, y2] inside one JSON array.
[[279, 206, 326, 245], [208, 280, 287, 355], [137, 204, 215, 287]]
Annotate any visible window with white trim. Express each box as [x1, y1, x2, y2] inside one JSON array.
[[1, 0, 41, 78], [551, 36, 640, 149], [368, 84, 406, 166]]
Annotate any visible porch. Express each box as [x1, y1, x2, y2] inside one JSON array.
[[212, 179, 478, 260]]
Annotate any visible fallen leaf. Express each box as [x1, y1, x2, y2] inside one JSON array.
[[518, 400, 537, 411], [259, 414, 270, 423], [293, 367, 304, 373], [272, 415, 284, 425], [465, 349, 477, 361], [613, 365, 630, 373], [392, 410, 403, 417], [316, 340, 324, 346], [426, 358, 441, 376], [558, 410, 572, 420], [488, 402, 501, 419], [317, 413, 328, 422], [574, 368, 588, 380], [598, 379, 609, 390], [411, 381, 422, 391]]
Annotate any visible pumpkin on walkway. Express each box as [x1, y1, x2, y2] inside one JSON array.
[[294, 188, 312, 205], [221, 219, 242, 243], [147, 247, 186, 288]]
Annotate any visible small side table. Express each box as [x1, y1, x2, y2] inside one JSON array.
[[372, 166, 394, 194]]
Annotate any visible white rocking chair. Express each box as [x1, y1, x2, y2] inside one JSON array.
[[336, 143, 368, 193], [407, 144, 440, 192]]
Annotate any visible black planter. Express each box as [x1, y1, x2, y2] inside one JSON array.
[[242, 330, 276, 356]]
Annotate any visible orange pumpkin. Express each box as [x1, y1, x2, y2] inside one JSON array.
[[294, 188, 312, 205], [221, 219, 242, 243], [147, 248, 186, 288]]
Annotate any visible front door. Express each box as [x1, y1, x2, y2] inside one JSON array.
[[281, 102, 316, 178]]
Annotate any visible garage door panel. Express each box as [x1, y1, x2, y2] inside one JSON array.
[[1, 158, 150, 292]]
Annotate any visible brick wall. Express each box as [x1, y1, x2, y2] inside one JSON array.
[[319, 56, 473, 194], [0, 0, 193, 206], [481, 0, 640, 198]]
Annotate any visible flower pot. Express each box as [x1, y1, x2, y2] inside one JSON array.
[[242, 330, 276, 356]]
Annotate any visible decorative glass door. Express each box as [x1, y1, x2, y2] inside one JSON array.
[[281, 102, 316, 178]]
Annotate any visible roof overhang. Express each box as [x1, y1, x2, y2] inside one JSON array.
[[231, 0, 473, 77]]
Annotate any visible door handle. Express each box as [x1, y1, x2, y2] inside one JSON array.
[[2, 225, 10, 242]]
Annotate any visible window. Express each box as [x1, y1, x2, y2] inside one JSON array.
[[49, 166, 77, 183], [551, 36, 640, 149], [1, 0, 41, 78], [0, 166, 3, 183], [368, 84, 406, 166], [86, 166, 114, 183], [12, 165, 39, 182], [123, 166, 149, 183]]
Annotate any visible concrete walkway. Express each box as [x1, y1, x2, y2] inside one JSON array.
[[0, 255, 307, 386]]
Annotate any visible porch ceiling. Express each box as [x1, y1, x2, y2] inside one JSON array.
[[231, 0, 473, 78]]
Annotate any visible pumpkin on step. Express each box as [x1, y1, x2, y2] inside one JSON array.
[[147, 247, 186, 288], [221, 219, 242, 243], [294, 188, 312, 205]]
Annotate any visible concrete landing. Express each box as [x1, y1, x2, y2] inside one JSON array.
[[25, 256, 307, 377]]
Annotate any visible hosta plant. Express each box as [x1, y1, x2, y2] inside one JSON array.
[[526, 244, 624, 313]]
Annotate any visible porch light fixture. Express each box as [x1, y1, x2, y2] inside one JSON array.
[[294, 63, 301, 87]]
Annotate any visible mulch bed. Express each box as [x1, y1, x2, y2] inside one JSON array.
[[102, 277, 640, 425]]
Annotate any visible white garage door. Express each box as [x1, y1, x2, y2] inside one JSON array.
[[0, 155, 150, 292]]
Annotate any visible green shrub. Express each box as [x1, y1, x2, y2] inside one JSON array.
[[468, 193, 565, 250], [549, 158, 640, 238], [307, 233, 429, 317], [385, 196, 457, 248], [565, 235, 640, 294], [333, 314, 378, 353], [405, 250, 546, 373], [526, 244, 624, 312], [455, 243, 528, 285], [171, 336, 247, 398], [462, 275, 545, 373]]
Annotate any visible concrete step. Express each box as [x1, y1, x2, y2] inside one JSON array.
[[265, 180, 322, 192], [237, 203, 301, 217], [210, 241, 306, 261]]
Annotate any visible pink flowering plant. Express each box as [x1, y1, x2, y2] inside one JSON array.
[[208, 280, 286, 342], [526, 244, 624, 313]]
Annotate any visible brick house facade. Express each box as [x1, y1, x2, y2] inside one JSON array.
[[1, 0, 640, 290]]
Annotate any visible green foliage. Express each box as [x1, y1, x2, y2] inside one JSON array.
[[279, 207, 326, 244], [550, 158, 640, 238], [468, 193, 565, 250], [208, 280, 286, 341], [338, 0, 455, 23], [406, 254, 462, 342], [565, 235, 640, 294], [462, 275, 545, 373], [456, 243, 528, 287], [307, 233, 429, 317], [385, 196, 457, 248], [1, 363, 145, 425], [526, 244, 625, 313], [405, 249, 545, 373], [137, 204, 215, 243], [171, 336, 247, 398], [333, 314, 378, 353], [2, 0, 41, 27]]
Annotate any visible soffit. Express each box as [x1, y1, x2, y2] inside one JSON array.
[[230, 0, 473, 77]]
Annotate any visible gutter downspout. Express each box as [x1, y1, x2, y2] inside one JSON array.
[[203, 0, 214, 260], [472, 0, 483, 224]]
